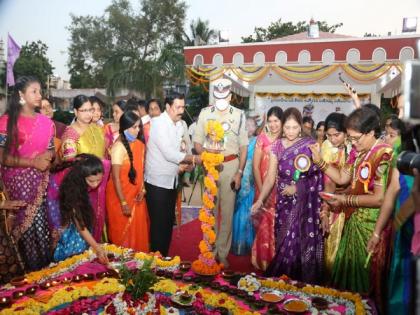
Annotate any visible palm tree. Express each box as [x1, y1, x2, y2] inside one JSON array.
[[184, 18, 217, 46]]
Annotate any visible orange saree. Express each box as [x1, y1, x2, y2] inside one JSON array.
[[106, 140, 149, 252]]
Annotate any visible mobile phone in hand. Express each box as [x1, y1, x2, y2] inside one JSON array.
[[319, 191, 335, 201]]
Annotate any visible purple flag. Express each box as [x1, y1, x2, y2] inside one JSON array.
[[6, 34, 21, 86]]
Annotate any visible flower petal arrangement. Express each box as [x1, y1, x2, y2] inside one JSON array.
[[192, 121, 225, 276]]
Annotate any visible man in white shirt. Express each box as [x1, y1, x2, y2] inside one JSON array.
[[145, 93, 201, 256]]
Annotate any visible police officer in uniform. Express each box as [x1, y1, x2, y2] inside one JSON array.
[[193, 78, 248, 267]]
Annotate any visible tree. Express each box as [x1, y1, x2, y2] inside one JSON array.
[[13, 40, 54, 88], [67, 0, 187, 97], [183, 18, 217, 46], [242, 19, 343, 43]]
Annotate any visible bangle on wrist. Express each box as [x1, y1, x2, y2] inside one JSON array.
[[238, 169, 243, 175], [121, 200, 128, 206], [315, 158, 328, 172]]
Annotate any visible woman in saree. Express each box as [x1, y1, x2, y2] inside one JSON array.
[[53, 154, 109, 264], [251, 106, 283, 271], [48, 95, 109, 243], [231, 118, 257, 256], [104, 100, 127, 148], [315, 121, 326, 146], [319, 113, 351, 279], [251, 108, 324, 283], [90, 96, 105, 127], [40, 97, 65, 158], [0, 76, 55, 271], [106, 111, 149, 252], [366, 117, 413, 313], [309, 107, 393, 311]]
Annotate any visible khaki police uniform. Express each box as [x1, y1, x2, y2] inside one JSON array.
[[193, 104, 248, 260]]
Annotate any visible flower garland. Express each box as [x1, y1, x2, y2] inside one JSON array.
[[25, 250, 95, 283], [155, 256, 181, 271], [205, 120, 224, 142], [104, 292, 157, 315], [192, 122, 224, 276], [44, 294, 114, 315], [186, 63, 401, 85], [0, 278, 124, 315], [20, 245, 180, 284]]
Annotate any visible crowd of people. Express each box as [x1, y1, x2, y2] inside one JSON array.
[[0, 75, 419, 314]]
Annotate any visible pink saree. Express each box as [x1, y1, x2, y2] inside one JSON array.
[[47, 124, 110, 244], [251, 132, 276, 271], [0, 114, 54, 271]]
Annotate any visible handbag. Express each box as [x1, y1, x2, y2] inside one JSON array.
[[0, 192, 25, 284]]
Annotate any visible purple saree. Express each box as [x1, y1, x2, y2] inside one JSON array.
[[0, 114, 54, 271], [265, 137, 324, 284]]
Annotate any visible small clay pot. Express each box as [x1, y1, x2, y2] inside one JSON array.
[[0, 296, 12, 309], [179, 261, 191, 272], [12, 290, 25, 300], [25, 286, 38, 296], [155, 270, 165, 277], [220, 285, 229, 292], [40, 281, 53, 289], [10, 276, 27, 287], [210, 282, 221, 290], [312, 297, 329, 310], [174, 273, 183, 280]]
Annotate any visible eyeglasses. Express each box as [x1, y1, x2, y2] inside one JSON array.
[[77, 108, 95, 113], [347, 133, 365, 143]]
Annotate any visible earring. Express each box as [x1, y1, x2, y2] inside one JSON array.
[[19, 98, 26, 106]]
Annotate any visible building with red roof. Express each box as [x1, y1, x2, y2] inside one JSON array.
[[184, 23, 419, 122]]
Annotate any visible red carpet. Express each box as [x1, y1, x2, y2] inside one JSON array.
[[168, 219, 258, 274]]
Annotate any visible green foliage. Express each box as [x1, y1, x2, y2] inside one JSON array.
[[53, 109, 74, 125], [183, 18, 217, 46], [67, 0, 187, 97], [186, 83, 209, 117], [380, 95, 398, 123], [241, 19, 343, 43], [118, 258, 157, 300], [13, 40, 54, 88]]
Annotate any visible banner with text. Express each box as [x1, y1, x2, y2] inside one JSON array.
[[255, 94, 370, 124]]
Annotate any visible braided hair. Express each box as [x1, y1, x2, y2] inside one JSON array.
[[58, 154, 104, 230], [119, 111, 142, 185], [3, 76, 41, 161]]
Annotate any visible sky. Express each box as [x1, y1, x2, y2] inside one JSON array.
[[0, 0, 419, 80]]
